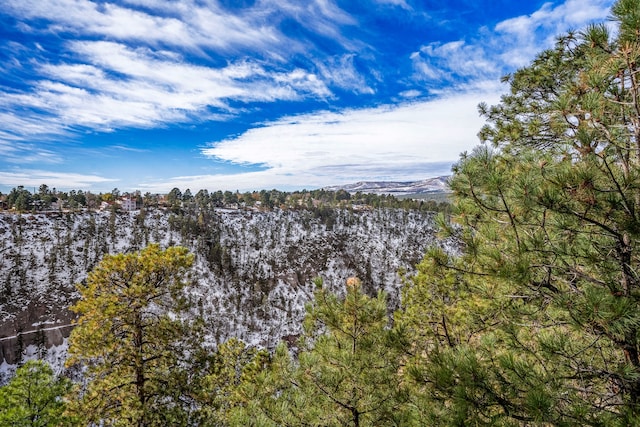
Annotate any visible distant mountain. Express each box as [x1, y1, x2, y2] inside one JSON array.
[[324, 176, 450, 195]]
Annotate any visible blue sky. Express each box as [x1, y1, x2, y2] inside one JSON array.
[[0, 0, 614, 193]]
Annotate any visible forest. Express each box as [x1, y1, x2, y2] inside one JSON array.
[[4, 0, 640, 425], [0, 185, 451, 214]]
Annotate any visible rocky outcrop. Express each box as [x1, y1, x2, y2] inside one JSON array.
[[0, 302, 75, 364]]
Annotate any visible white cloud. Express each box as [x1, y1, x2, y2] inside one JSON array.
[[109, 145, 150, 153], [2, 0, 281, 52], [270, 0, 358, 48], [0, 111, 68, 141], [0, 169, 116, 189], [138, 87, 502, 192], [373, 0, 411, 10], [315, 54, 374, 94], [1, 40, 332, 134], [0, 0, 361, 146], [2, 0, 359, 55], [0, 0, 616, 191], [496, 0, 611, 35], [494, 0, 612, 67], [3, 146, 63, 164], [0, 112, 69, 163], [203, 90, 497, 169], [399, 89, 421, 98], [412, 0, 613, 82], [412, 40, 497, 83]]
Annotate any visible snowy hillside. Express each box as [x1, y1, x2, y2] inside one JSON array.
[[324, 176, 450, 195], [0, 206, 455, 377]]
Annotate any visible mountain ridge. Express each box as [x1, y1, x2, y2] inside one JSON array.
[[323, 176, 450, 195]]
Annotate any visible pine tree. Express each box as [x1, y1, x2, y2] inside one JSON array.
[[65, 244, 196, 427], [0, 360, 72, 427], [192, 338, 269, 426], [401, 1, 640, 424], [233, 278, 411, 426]]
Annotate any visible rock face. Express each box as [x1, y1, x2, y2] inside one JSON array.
[[0, 302, 75, 364], [0, 207, 455, 367]]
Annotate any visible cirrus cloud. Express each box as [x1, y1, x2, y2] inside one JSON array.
[[0, 169, 116, 189]]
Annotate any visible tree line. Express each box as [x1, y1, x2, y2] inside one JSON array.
[[0, 185, 450, 214]]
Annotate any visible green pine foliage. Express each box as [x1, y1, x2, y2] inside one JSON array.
[[0, 360, 72, 427], [65, 244, 199, 426], [228, 278, 411, 426], [191, 338, 269, 426], [400, 0, 640, 424]]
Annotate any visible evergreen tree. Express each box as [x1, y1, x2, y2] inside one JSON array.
[[401, 1, 640, 424], [0, 360, 72, 427], [192, 338, 269, 426], [167, 188, 182, 204], [233, 278, 410, 426], [65, 244, 196, 426], [6, 186, 32, 211]]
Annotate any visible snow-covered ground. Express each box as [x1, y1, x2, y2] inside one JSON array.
[[0, 207, 457, 378]]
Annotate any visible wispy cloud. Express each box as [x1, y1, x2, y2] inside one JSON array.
[[2, 0, 362, 57], [4, 0, 607, 148], [373, 0, 411, 10], [412, 40, 497, 84], [0, 111, 69, 142], [0, 169, 116, 189], [0, 0, 618, 192], [314, 54, 374, 95], [0, 0, 359, 149], [0, 112, 69, 164], [203, 86, 501, 170], [3, 0, 281, 52], [5, 40, 331, 134], [494, 0, 612, 67], [109, 145, 150, 153], [411, 0, 612, 83]]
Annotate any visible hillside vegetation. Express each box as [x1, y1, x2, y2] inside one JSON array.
[[0, 204, 449, 368]]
